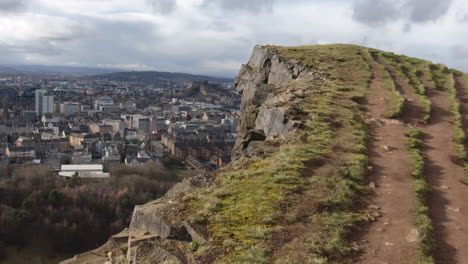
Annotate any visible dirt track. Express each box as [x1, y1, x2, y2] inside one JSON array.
[[357, 54, 417, 264], [425, 77, 468, 263], [357, 56, 468, 263]]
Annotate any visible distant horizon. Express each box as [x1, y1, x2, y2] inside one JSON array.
[[0, 63, 236, 79]]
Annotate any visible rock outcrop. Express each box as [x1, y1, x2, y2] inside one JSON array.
[[61, 45, 327, 264], [232, 45, 326, 160]]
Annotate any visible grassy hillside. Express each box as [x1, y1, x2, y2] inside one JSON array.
[[182, 44, 468, 263]]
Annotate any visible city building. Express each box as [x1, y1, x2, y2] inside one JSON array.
[[89, 124, 113, 134], [6, 144, 36, 160], [60, 102, 80, 116], [59, 164, 110, 178], [69, 133, 96, 149], [102, 119, 125, 133], [94, 96, 114, 110], [123, 115, 150, 134], [35, 89, 54, 116]]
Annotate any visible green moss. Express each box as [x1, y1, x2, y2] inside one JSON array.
[[250, 65, 260, 73]]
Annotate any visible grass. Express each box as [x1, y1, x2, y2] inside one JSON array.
[[464, 73, 468, 183], [405, 129, 436, 264], [308, 113, 371, 262], [431, 67, 468, 183], [379, 52, 432, 123], [430, 64, 452, 91], [415, 63, 437, 90], [187, 44, 373, 263], [185, 44, 468, 263], [366, 50, 405, 118]]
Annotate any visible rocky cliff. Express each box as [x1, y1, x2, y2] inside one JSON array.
[[61, 44, 369, 264], [62, 44, 468, 264], [231, 45, 325, 160]]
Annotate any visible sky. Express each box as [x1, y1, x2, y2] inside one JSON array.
[[0, 0, 467, 77]]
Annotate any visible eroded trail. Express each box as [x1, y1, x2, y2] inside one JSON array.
[[357, 56, 417, 264], [425, 78, 468, 263], [455, 75, 468, 142], [375, 55, 424, 125]]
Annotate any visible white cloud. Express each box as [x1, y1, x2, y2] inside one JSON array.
[[0, 0, 466, 76], [200, 59, 245, 71]]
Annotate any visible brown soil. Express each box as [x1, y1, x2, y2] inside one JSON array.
[[374, 55, 424, 125], [356, 55, 418, 264], [455, 74, 468, 143], [425, 77, 468, 264]]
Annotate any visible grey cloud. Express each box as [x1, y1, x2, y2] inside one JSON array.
[[206, 21, 234, 32], [0, 20, 90, 58], [403, 23, 412, 32], [352, 0, 399, 26], [406, 0, 453, 22], [453, 44, 468, 60], [0, 0, 26, 13], [353, 0, 453, 26], [202, 0, 274, 14], [146, 0, 177, 14], [2, 42, 61, 56]]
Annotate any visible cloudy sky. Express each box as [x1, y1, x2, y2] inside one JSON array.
[[0, 0, 467, 77]]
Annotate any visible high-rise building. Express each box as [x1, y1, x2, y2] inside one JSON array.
[[35, 90, 54, 116]]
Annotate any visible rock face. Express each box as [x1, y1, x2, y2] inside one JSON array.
[[232, 45, 325, 160], [255, 105, 295, 139], [61, 45, 326, 264]]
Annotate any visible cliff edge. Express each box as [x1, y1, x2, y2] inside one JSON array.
[[62, 44, 468, 264]]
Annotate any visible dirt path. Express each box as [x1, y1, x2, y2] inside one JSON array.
[[356, 55, 417, 264], [424, 78, 468, 263], [374, 55, 424, 125], [455, 75, 468, 142]]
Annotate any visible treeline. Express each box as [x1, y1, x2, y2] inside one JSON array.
[[0, 162, 178, 258]]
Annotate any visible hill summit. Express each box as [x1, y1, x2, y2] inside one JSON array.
[[63, 44, 468, 264]]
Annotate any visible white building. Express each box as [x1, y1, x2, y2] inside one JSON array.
[[59, 164, 110, 178], [35, 89, 54, 116]]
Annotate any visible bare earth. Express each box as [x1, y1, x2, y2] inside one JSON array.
[[425, 78, 468, 264], [357, 55, 417, 264]]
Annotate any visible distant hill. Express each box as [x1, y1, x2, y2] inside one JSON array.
[[89, 71, 233, 83]]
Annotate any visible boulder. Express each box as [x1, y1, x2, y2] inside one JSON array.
[[255, 105, 295, 139], [129, 181, 199, 239], [128, 239, 187, 264], [182, 221, 209, 244]]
